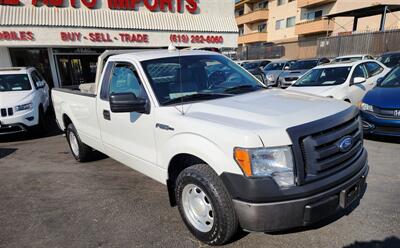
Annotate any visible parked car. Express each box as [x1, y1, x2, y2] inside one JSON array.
[[277, 58, 330, 88], [332, 54, 374, 63], [241, 60, 270, 83], [287, 60, 389, 105], [52, 50, 368, 245], [263, 60, 297, 86], [377, 51, 400, 68], [360, 65, 400, 137], [0, 67, 50, 135]]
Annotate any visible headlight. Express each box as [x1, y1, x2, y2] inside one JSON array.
[[234, 146, 295, 187], [266, 74, 274, 81], [15, 103, 33, 112], [360, 102, 373, 112]]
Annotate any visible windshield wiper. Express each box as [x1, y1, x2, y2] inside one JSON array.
[[162, 93, 231, 106], [224, 84, 266, 94]]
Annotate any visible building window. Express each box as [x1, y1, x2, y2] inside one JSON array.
[[275, 19, 285, 30], [307, 10, 323, 21], [258, 22, 267, 32], [277, 0, 285, 6], [257, 0, 268, 9], [9, 48, 54, 88], [286, 16, 296, 27], [235, 9, 244, 17], [238, 26, 244, 36]]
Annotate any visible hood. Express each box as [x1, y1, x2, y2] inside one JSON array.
[[0, 90, 34, 107], [287, 85, 341, 97], [180, 89, 351, 146], [363, 87, 400, 109], [280, 70, 308, 78]]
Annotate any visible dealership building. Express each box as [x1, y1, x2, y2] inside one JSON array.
[[0, 0, 238, 88]]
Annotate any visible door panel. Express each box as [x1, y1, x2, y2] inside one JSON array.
[[97, 62, 157, 170]]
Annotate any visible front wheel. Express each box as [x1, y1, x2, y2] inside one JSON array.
[[66, 123, 92, 162], [175, 164, 238, 246]]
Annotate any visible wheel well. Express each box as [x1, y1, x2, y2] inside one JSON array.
[[167, 154, 206, 206], [62, 114, 72, 131]]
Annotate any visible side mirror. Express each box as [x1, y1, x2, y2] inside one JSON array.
[[284, 66, 290, 70], [110, 92, 150, 114], [353, 77, 366, 84], [377, 77, 384, 84]]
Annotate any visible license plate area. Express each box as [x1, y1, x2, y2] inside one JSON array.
[[339, 179, 362, 208]]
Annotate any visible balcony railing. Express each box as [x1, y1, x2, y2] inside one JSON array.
[[236, 9, 269, 25], [297, 0, 336, 8], [295, 18, 334, 35], [238, 32, 268, 44]]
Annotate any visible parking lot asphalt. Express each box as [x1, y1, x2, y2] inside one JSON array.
[[0, 127, 399, 248]]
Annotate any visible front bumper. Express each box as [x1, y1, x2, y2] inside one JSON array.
[[0, 123, 28, 135], [221, 150, 368, 232], [361, 111, 400, 137]]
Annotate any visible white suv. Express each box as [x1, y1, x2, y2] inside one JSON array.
[[0, 67, 50, 135]]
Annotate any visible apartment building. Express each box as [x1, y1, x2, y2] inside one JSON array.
[[235, 0, 400, 46]]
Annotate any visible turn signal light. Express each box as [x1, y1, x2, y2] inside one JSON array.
[[234, 148, 252, 177]]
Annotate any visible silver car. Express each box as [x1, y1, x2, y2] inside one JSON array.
[[263, 60, 296, 86], [277, 58, 330, 88]]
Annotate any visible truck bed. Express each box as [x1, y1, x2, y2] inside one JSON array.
[[52, 87, 103, 152]]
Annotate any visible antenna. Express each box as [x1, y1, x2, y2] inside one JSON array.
[[173, 6, 185, 115]]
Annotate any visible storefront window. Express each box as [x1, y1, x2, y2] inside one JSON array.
[[9, 48, 54, 88]]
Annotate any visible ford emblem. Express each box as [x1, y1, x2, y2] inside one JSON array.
[[338, 136, 353, 153]]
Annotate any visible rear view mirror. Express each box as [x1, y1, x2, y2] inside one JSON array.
[[110, 92, 150, 114], [353, 77, 366, 84], [284, 66, 290, 70]]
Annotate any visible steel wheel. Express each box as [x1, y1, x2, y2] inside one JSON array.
[[69, 131, 79, 157], [182, 184, 214, 233]]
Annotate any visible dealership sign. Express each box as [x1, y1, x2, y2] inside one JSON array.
[[0, 0, 199, 13]]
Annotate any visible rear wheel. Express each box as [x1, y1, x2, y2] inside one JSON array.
[[66, 123, 92, 162], [175, 164, 238, 246]]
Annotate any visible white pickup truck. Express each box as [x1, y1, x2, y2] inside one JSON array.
[[52, 50, 369, 245]]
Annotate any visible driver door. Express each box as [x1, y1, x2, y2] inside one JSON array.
[[97, 61, 157, 175]]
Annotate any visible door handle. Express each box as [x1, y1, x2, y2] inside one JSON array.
[[103, 110, 111, 120]]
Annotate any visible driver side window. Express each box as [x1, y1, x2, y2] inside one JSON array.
[[351, 64, 368, 83], [109, 63, 144, 98]]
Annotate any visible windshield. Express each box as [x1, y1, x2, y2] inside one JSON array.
[[333, 57, 362, 63], [264, 62, 285, 71], [293, 66, 351, 87], [141, 55, 264, 106], [378, 54, 400, 68], [290, 60, 318, 70], [0, 74, 32, 92], [242, 62, 260, 70], [378, 66, 400, 88]]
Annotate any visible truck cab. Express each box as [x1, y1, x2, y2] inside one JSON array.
[[52, 50, 368, 246]]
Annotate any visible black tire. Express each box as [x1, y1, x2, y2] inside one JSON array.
[[66, 123, 92, 162], [175, 164, 238, 246]]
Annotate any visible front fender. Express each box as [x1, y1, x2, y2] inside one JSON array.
[[160, 132, 245, 176]]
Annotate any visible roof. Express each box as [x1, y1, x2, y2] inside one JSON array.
[[326, 4, 400, 19], [0, 6, 238, 33], [0, 67, 30, 73], [314, 60, 376, 69], [110, 49, 220, 62], [335, 54, 369, 59]]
